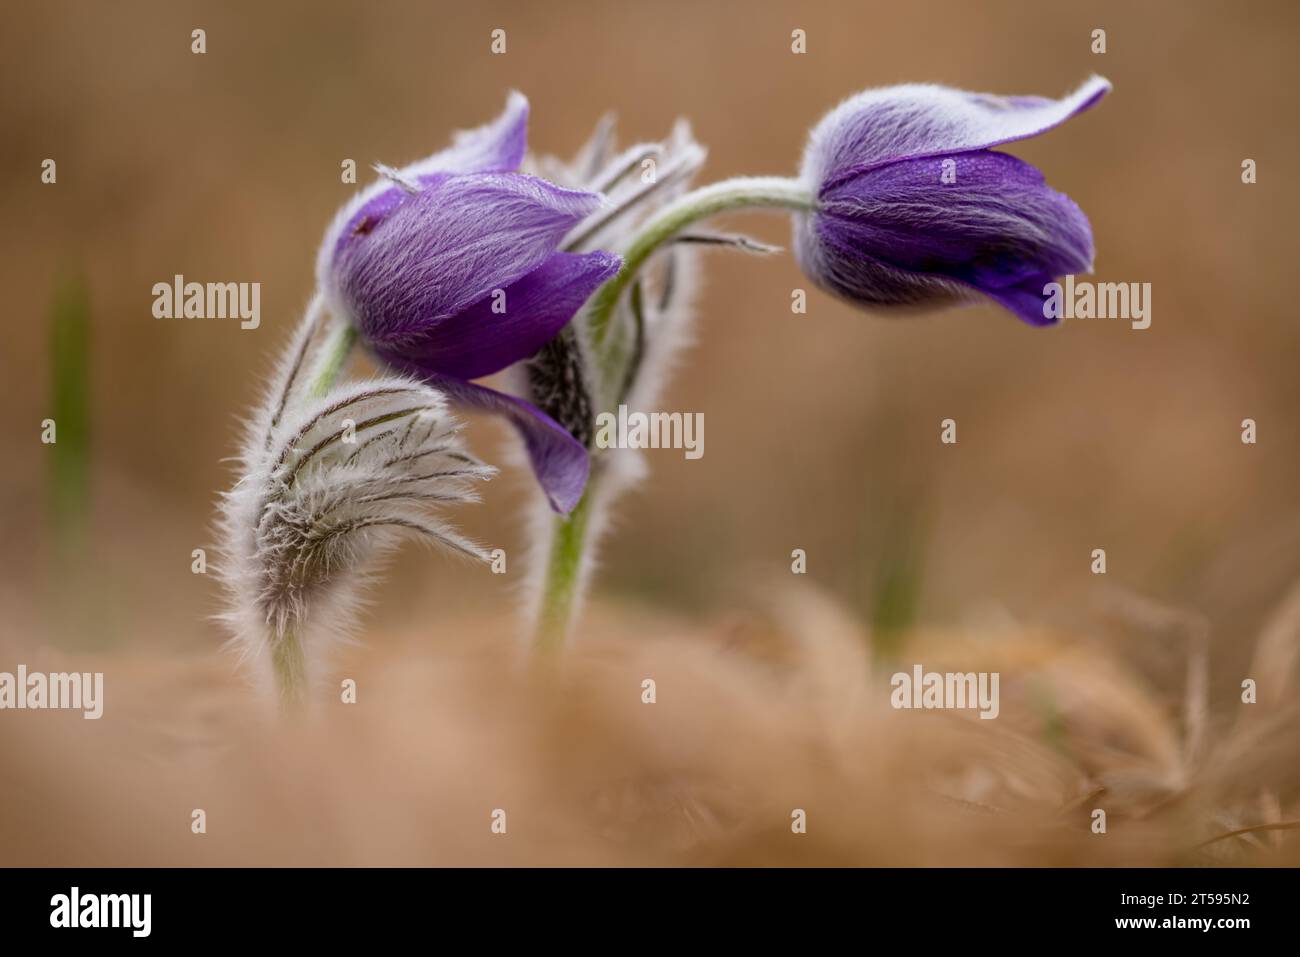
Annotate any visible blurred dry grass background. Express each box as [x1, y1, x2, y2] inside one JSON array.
[[2, 0, 1299, 865], [4, 584, 1300, 866]]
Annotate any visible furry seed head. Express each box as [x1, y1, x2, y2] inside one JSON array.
[[218, 320, 495, 694]]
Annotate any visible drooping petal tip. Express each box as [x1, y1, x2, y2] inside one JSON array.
[[381, 372, 591, 513]]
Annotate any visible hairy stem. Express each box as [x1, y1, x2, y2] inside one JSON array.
[[534, 488, 594, 654], [532, 177, 817, 651], [271, 627, 307, 707], [308, 315, 359, 399], [586, 176, 815, 354], [271, 301, 357, 704]]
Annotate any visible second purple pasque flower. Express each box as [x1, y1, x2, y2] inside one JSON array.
[[795, 76, 1110, 326], [317, 93, 621, 514]]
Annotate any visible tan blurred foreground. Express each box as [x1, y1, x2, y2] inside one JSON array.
[[3, 578, 1298, 867]]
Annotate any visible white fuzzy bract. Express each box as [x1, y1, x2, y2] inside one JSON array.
[[218, 312, 494, 695]]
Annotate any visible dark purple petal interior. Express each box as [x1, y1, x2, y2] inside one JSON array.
[[374, 250, 621, 381], [810, 150, 1094, 325]]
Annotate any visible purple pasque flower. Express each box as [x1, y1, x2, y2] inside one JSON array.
[[794, 76, 1110, 326], [316, 93, 622, 513]]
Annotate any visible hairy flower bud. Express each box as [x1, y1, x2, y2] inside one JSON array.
[[318, 93, 622, 513], [794, 76, 1110, 326]]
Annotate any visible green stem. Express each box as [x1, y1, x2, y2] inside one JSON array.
[[587, 176, 816, 360], [532, 176, 817, 651], [271, 628, 307, 706], [535, 488, 594, 654], [307, 316, 358, 399]]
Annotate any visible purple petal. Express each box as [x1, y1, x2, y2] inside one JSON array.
[[980, 282, 1064, 328], [374, 250, 622, 381], [804, 76, 1110, 192], [325, 172, 453, 269], [333, 173, 605, 343], [383, 368, 589, 514], [799, 150, 1094, 326], [794, 218, 975, 315], [315, 93, 529, 287], [406, 90, 529, 178]]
